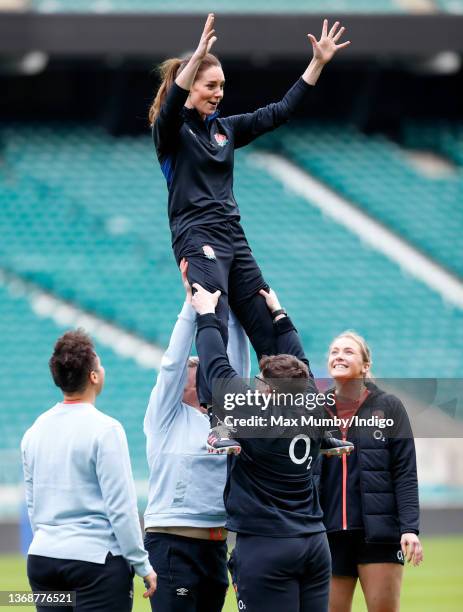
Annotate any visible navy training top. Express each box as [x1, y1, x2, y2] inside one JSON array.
[[195, 313, 326, 538], [152, 78, 313, 244]]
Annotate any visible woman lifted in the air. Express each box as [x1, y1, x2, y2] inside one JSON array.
[[149, 13, 350, 452]]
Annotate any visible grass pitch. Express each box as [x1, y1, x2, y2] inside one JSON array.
[[0, 536, 462, 611]]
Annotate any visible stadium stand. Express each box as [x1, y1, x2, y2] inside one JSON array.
[[0, 279, 153, 483], [259, 122, 463, 279], [1, 123, 462, 383], [30, 0, 407, 14], [403, 120, 463, 167], [26, 0, 463, 14], [436, 0, 463, 13]]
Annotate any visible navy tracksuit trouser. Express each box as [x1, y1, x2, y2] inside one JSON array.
[[228, 532, 331, 612], [27, 552, 133, 612], [144, 532, 228, 612], [173, 220, 276, 405]]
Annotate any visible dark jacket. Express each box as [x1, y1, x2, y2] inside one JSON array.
[[153, 78, 313, 243], [195, 313, 324, 537], [315, 382, 420, 543]]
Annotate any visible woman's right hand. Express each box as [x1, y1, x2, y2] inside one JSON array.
[[194, 13, 217, 60]]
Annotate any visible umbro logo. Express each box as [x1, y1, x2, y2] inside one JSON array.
[[176, 587, 189, 596]]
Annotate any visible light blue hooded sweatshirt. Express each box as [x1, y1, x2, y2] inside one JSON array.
[[143, 301, 250, 528]]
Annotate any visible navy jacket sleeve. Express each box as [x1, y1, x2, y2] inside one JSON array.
[[222, 78, 313, 149], [388, 396, 420, 535], [152, 82, 189, 157], [196, 313, 246, 393], [196, 313, 317, 395], [273, 316, 317, 392]]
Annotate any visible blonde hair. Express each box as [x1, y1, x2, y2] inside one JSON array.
[[148, 53, 222, 125], [329, 330, 372, 378]]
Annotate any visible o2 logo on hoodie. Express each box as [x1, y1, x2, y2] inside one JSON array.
[[214, 133, 229, 147]]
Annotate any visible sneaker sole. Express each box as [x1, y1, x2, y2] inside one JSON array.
[[320, 446, 354, 457], [207, 443, 241, 455]]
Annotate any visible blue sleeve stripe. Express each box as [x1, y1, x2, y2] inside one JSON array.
[[161, 156, 174, 188]]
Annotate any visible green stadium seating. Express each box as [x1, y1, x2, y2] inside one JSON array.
[[435, 0, 463, 13], [31, 0, 405, 14], [403, 120, 463, 167], [1, 122, 462, 380], [0, 280, 154, 483], [259, 122, 463, 278], [1, 121, 463, 494]]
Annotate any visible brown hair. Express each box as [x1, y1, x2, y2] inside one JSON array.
[[329, 330, 372, 377], [188, 356, 199, 368], [259, 354, 310, 395], [49, 329, 97, 393], [149, 53, 222, 125]]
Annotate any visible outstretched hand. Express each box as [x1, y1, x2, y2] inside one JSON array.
[[307, 19, 351, 65], [191, 282, 221, 315], [194, 13, 217, 60]]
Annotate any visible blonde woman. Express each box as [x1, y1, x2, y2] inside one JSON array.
[[317, 331, 423, 612]]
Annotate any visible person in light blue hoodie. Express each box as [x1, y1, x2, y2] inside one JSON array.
[[21, 329, 157, 612], [143, 259, 250, 612]]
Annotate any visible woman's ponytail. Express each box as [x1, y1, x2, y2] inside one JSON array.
[[149, 57, 185, 126]]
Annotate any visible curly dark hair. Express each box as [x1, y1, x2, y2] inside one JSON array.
[[49, 329, 97, 393], [259, 353, 309, 396]]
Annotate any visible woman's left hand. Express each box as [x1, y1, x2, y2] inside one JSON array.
[[400, 532, 424, 566], [308, 19, 351, 65]]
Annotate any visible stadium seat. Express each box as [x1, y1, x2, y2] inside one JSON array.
[[259, 121, 463, 278], [1, 122, 462, 381], [0, 280, 153, 484], [31, 0, 405, 15]]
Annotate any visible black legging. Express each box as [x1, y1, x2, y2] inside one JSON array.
[[173, 220, 277, 405]]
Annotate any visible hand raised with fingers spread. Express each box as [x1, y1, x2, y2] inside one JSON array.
[[180, 258, 192, 303], [194, 13, 217, 60], [307, 19, 351, 65]]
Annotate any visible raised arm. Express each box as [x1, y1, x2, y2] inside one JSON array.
[[227, 309, 251, 379], [144, 260, 196, 434], [153, 14, 217, 155], [259, 288, 314, 379], [176, 13, 217, 91], [223, 19, 350, 149], [192, 284, 251, 396]]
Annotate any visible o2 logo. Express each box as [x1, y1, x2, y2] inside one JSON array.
[[238, 600, 247, 610], [289, 434, 312, 470]]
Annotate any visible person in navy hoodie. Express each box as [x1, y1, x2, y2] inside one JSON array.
[[189, 283, 354, 612], [148, 13, 351, 452], [317, 331, 423, 612]]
